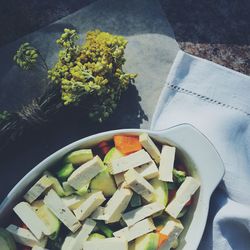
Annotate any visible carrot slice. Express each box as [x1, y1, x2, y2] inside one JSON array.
[[114, 135, 142, 155], [158, 233, 169, 248]]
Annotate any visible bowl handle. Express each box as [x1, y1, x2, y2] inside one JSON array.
[[153, 123, 225, 194]]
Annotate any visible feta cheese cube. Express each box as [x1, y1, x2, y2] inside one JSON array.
[[165, 176, 200, 218], [160, 218, 184, 250], [67, 156, 104, 190], [73, 191, 106, 221], [113, 218, 155, 242], [109, 150, 152, 174], [13, 202, 50, 239], [104, 188, 133, 223], [24, 175, 52, 203], [44, 189, 81, 232], [124, 168, 155, 202], [64, 218, 96, 250], [122, 202, 164, 227], [6, 224, 47, 248], [62, 195, 86, 210], [113, 161, 159, 187], [136, 161, 159, 179], [91, 206, 106, 220], [139, 133, 161, 164], [159, 145, 176, 182]]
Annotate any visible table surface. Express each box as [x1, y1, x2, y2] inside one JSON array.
[[0, 0, 249, 202]]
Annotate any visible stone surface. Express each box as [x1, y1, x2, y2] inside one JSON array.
[[160, 0, 250, 75]]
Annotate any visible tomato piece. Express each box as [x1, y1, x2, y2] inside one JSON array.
[[97, 140, 111, 156]]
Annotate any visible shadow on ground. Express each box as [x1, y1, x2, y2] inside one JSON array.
[[160, 0, 250, 45]]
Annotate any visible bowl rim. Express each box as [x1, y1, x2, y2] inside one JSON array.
[[0, 123, 225, 249]]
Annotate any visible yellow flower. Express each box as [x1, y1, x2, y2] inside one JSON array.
[[48, 29, 137, 121]]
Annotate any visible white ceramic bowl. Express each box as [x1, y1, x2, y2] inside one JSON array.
[[0, 124, 224, 250]]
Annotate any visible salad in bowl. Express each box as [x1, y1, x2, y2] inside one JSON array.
[[0, 125, 224, 250]]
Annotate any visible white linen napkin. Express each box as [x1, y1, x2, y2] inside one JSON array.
[[151, 50, 250, 250]]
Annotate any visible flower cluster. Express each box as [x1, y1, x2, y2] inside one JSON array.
[[48, 29, 137, 122], [13, 43, 38, 70]]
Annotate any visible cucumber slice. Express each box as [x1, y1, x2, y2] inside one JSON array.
[[96, 222, 113, 238], [0, 228, 16, 250], [135, 233, 159, 250], [88, 233, 106, 241], [56, 163, 74, 182], [32, 200, 61, 240], [64, 149, 93, 165], [103, 147, 123, 165], [150, 178, 168, 206], [90, 169, 117, 197], [75, 184, 89, 196]]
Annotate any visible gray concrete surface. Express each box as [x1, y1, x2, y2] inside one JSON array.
[[0, 0, 179, 202]]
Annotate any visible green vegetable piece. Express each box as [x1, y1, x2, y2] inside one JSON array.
[[75, 183, 89, 196], [96, 222, 113, 238], [32, 200, 61, 240], [0, 228, 16, 250], [56, 163, 74, 181], [150, 178, 168, 206], [103, 147, 123, 165], [90, 169, 117, 197], [135, 232, 159, 250], [45, 171, 65, 197], [173, 169, 186, 184], [130, 192, 142, 208], [64, 149, 93, 165], [88, 233, 106, 241]]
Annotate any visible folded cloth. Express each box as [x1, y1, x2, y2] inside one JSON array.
[[151, 50, 250, 250]]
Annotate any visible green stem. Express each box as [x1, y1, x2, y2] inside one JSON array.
[[36, 50, 49, 71]]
